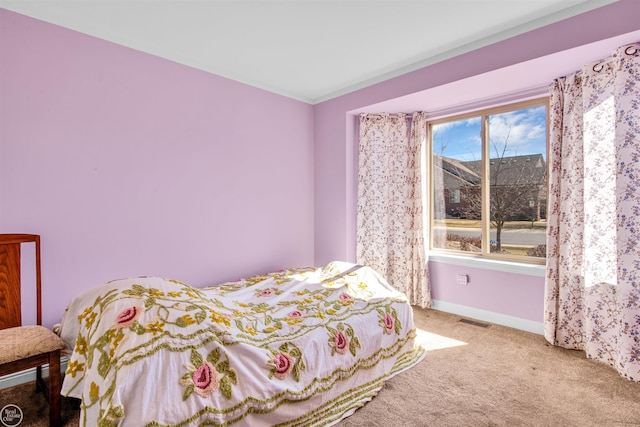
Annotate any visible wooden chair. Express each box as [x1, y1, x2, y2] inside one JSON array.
[[0, 234, 65, 427]]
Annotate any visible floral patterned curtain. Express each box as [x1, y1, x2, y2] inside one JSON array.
[[356, 112, 431, 308], [544, 43, 640, 381]]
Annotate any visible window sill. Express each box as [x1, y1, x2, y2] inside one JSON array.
[[428, 252, 546, 277]]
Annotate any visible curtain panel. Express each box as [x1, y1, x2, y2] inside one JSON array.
[[356, 113, 431, 308], [544, 43, 640, 381]]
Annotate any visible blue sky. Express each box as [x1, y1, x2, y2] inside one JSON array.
[[432, 105, 547, 161]]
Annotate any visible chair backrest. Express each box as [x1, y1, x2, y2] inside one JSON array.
[[0, 234, 41, 330]]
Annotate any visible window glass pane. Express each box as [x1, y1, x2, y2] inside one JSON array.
[[432, 117, 483, 253], [487, 106, 547, 258]]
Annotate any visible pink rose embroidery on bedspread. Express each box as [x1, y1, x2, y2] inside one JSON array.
[[337, 292, 355, 307], [267, 342, 305, 381], [273, 353, 295, 379], [114, 306, 145, 328], [327, 322, 361, 356], [378, 306, 402, 335], [191, 362, 219, 397], [181, 348, 238, 400], [255, 287, 283, 297]]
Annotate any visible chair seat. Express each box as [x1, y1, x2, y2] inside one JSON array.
[[0, 325, 65, 365]]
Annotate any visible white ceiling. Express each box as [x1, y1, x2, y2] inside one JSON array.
[[0, 0, 619, 104]]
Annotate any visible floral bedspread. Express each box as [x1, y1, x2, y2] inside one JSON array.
[[59, 261, 425, 426]]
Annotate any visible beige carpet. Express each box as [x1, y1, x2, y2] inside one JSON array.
[[2, 308, 639, 426]]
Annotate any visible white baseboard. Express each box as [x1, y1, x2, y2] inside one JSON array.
[[0, 357, 69, 390], [431, 300, 544, 335]]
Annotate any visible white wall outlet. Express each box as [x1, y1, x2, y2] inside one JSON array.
[[456, 273, 468, 286]]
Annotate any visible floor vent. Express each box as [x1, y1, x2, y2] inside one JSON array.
[[459, 318, 491, 328]]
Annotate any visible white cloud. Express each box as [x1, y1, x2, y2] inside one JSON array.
[[488, 107, 546, 156]]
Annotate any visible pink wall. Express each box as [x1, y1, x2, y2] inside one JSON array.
[[313, 0, 640, 324], [429, 262, 544, 323], [0, 10, 315, 327]]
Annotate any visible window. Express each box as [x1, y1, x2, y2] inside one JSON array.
[[429, 99, 547, 262], [449, 188, 461, 204]]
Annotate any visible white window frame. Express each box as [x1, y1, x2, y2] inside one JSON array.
[[426, 98, 549, 266]]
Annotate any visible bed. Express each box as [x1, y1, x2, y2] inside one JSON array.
[[58, 261, 426, 426]]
